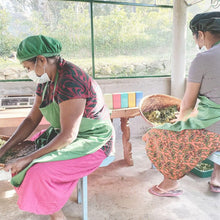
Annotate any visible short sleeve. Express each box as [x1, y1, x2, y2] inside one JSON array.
[[188, 53, 205, 83], [56, 67, 91, 103], [36, 84, 43, 97]]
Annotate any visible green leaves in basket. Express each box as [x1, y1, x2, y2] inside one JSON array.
[[0, 138, 37, 164], [143, 105, 179, 125], [196, 162, 213, 171], [0, 139, 6, 148]]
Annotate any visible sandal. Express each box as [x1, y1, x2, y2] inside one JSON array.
[[208, 182, 220, 193], [148, 185, 183, 197]]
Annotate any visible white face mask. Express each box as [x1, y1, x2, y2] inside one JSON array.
[[28, 71, 50, 84], [196, 44, 207, 53], [28, 62, 50, 84]]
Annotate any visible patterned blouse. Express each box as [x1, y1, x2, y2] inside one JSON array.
[[36, 58, 112, 156]]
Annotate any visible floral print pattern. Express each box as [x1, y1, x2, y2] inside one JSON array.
[[143, 128, 220, 180]]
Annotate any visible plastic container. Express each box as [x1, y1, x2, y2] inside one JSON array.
[[128, 92, 136, 108], [112, 93, 121, 109], [121, 93, 128, 108], [135, 91, 143, 107], [190, 159, 214, 178], [104, 93, 113, 109]]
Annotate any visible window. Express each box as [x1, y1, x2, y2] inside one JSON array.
[[0, 0, 173, 81], [1, 0, 218, 81]]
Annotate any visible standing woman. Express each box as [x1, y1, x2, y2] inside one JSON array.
[[0, 35, 114, 219], [143, 12, 220, 197]]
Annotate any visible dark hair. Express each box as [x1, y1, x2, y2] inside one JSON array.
[[194, 30, 220, 40], [26, 56, 60, 63], [194, 32, 199, 39], [209, 30, 220, 38]]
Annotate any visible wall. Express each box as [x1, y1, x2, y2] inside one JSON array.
[[0, 77, 171, 138], [97, 77, 171, 139]]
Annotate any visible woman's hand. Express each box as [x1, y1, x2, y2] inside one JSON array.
[[0, 141, 10, 159], [4, 156, 32, 175], [178, 82, 200, 121], [0, 147, 6, 159], [169, 111, 180, 123]]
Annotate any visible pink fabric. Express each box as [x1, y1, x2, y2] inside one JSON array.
[[30, 129, 47, 141], [14, 149, 106, 215]]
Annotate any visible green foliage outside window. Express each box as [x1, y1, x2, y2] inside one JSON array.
[[0, 0, 217, 80]]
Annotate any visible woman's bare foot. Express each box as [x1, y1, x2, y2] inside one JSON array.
[[157, 177, 179, 191], [50, 210, 67, 220], [210, 163, 220, 187]]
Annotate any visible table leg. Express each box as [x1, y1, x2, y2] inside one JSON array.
[[120, 117, 133, 166]]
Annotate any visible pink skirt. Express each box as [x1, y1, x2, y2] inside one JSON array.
[[14, 149, 106, 215]]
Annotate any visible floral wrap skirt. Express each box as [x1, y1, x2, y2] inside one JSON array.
[[143, 128, 220, 180]]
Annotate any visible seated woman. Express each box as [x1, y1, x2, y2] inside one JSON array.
[[143, 11, 220, 197], [0, 35, 114, 219]]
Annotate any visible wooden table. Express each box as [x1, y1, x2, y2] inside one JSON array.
[[0, 107, 141, 166], [110, 107, 141, 166], [0, 108, 50, 137]]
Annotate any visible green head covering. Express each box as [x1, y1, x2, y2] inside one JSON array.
[[190, 12, 220, 34], [17, 35, 62, 63]]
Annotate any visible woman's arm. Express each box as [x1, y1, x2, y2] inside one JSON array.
[[4, 98, 86, 174], [177, 82, 201, 121], [0, 95, 43, 157]]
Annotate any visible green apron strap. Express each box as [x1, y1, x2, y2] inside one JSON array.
[[52, 72, 59, 101], [41, 72, 59, 102]]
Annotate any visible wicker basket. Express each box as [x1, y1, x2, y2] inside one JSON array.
[[139, 94, 181, 126], [0, 135, 36, 164]]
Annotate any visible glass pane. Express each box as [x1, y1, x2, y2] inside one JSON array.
[[0, 0, 92, 81], [93, 3, 173, 78]]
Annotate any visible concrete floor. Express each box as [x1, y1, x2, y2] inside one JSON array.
[[0, 136, 220, 220]]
